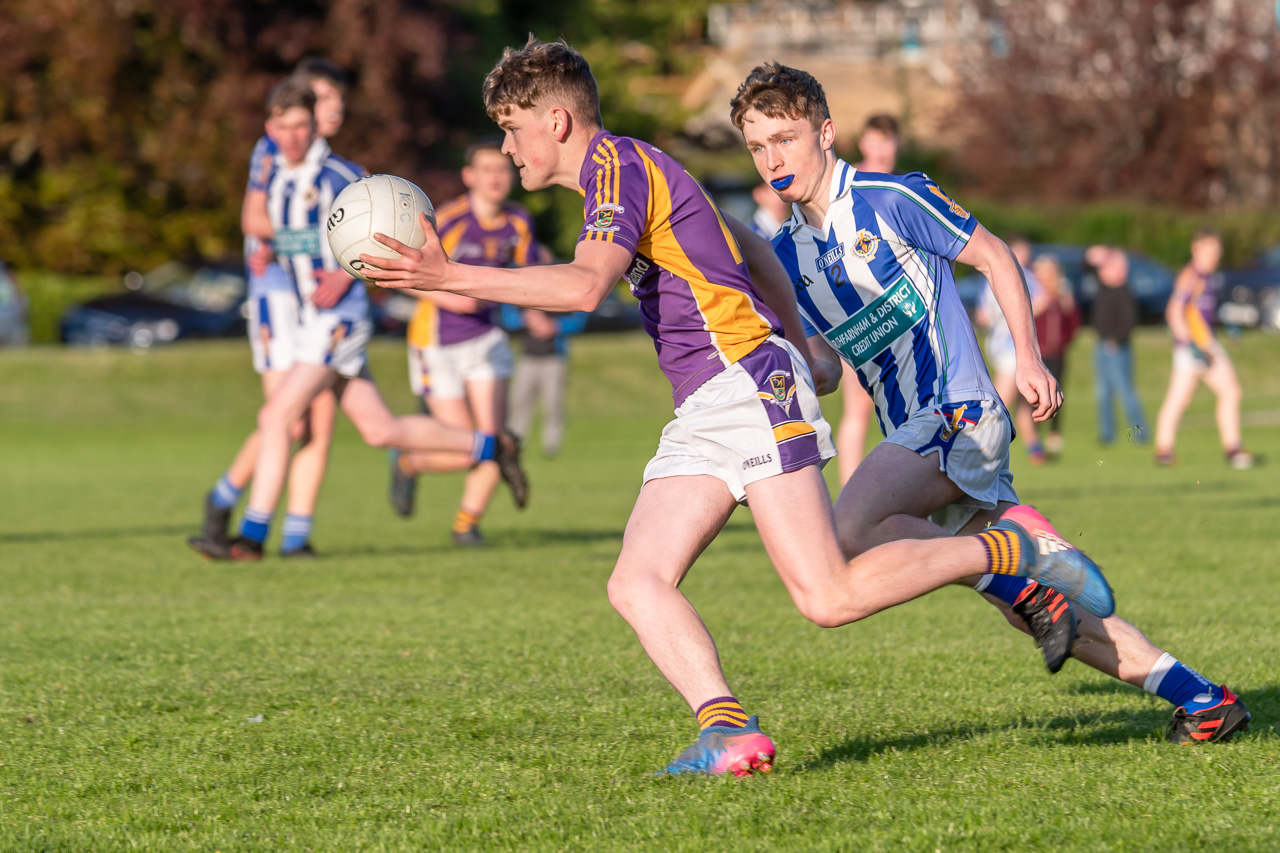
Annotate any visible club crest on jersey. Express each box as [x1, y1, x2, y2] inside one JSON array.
[[587, 203, 623, 233], [758, 370, 797, 411], [927, 185, 969, 219], [852, 229, 879, 260], [303, 186, 319, 209], [816, 243, 845, 270]]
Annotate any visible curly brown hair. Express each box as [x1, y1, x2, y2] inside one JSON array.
[[483, 36, 603, 128], [730, 62, 830, 130]]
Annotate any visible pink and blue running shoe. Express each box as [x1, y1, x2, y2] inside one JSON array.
[[659, 716, 776, 777], [993, 505, 1115, 619]]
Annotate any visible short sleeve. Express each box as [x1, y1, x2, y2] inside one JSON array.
[[578, 142, 650, 256], [246, 135, 277, 193], [865, 172, 979, 262]]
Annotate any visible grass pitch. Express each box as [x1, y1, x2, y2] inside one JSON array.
[[2, 329, 1278, 851]]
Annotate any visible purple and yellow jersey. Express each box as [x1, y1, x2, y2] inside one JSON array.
[[1174, 265, 1218, 350], [407, 194, 539, 348], [773, 161, 996, 436], [578, 130, 780, 406]]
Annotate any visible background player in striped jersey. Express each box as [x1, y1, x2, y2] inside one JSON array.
[[732, 61, 1249, 745], [389, 139, 537, 545], [359, 38, 1117, 775], [191, 79, 526, 560], [195, 58, 351, 554]]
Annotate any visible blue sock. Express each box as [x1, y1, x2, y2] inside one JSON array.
[[240, 507, 272, 545], [974, 574, 1034, 606], [472, 432, 496, 463], [1144, 653, 1223, 712], [211, 473, 244, 510], [281, 514, 312, 554]]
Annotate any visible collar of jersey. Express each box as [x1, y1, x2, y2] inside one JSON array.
[[278, 138, 331, 177], [782, 158, 854, 237]]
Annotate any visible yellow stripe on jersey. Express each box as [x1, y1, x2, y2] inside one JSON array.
[[433, 196, 470, 230], [772, 420, 816, 443], [510, 214, 535, 265], [697, 181, 744, 266], [408, 219, 470, 346], [589, 141, 621, 243], [407, 300, 439, 349], [633, 145, 771, 366]]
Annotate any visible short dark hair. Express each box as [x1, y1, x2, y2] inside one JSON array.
[[464, 137, 505, 166], [292, 56, 348, 93], [266, 76, 316, 118], [1192, 226, 1221, 243], [861, 114, 900, 137], [482, 36, 603, 128], [730, 62, 831, 130]]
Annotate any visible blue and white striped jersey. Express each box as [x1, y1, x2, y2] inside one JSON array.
[[243, 134, 293, 297], [771, 160, 998, 435], [266, 138, 368, 324]]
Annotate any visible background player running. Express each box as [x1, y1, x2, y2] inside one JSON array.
[[390, 139, 538, 545], [357, 38, 1117, 776], [194, 58, 352, 556], [732, 61, 1249, 747], [191, 79, 526, 560]]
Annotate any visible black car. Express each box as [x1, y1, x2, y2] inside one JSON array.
[[956, 243, 1175, 323], [1218, 243, 1280, 331], [61, 263, 248, 348]]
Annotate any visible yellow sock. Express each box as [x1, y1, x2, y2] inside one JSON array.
[[974, 528, 1023, 575], [452, 508, 480, 534]]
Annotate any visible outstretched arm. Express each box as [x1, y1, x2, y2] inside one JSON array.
[[956, 225, 1061, 421], [359, 213, 630, 313]]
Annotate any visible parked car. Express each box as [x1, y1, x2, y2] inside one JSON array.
[[61, 262, 247, 348], [0, 262, 30, 346], [956, 243, 1175, 324], [1218, 243, 1280, 331]]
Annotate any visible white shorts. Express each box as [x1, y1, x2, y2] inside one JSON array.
[[295, 311, 371, 379], [247, 291, 300, 374], [883, 399, 1019, 533], [986, 343, 1017, 378], [1172, 340, 1229, 375], [415, 326, 514, 400], [643, 336, 836, 503]]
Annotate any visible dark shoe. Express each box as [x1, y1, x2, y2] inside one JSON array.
[[201, 491, 233, 542], [388, 450, 417, 518], [188, 535, 263, 562], [281, 543, 317, 559], [493, 430, 529, 509], [1011, 581, 1078, 674], [451, 527, 487, 547], [1167, 687, 1250, 744]]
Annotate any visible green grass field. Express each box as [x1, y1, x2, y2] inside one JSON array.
[[2, 329, 1279, 851]]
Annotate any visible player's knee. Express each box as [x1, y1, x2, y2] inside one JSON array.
[[354, 418, 397, 449], [605, 570, 638, 618], [257, 402, 289, 436], [794, 592, 860, 628], [288, 417, 309, 444]]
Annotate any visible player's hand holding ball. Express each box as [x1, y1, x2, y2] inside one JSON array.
[[325, 174, 440, 288]]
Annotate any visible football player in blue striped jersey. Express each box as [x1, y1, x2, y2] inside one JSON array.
[[731, 62, 1248, 743]]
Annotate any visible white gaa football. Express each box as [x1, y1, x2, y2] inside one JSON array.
[[326, 174, 435, 282]]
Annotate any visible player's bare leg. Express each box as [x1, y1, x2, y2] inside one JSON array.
[[244, 363, 340, 520], [834, 366, 874, 483], [607, 475, 739, 708], [607, 475, 776, 776], [223, 370, 290, 493], [284, 387, 336, 519], [333, 371, 474, 463], [1153, 365, 1199, 459], [1201, 355, 1244, 452]]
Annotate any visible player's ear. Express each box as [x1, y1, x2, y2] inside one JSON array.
[[550, 106, 572, 143], [819, 118, 836, 151]]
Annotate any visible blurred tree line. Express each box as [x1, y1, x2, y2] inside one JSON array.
[[5, 0, 1280, 285], [0, 0, 714, 276], [950, 0, 1280, 210]]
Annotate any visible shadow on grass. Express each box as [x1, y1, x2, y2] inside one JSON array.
[[0, 523, 192, 544], [321, 526, 624, 558], [805, 684, 1275, 770]]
